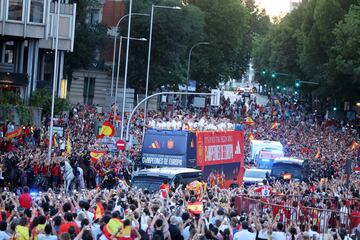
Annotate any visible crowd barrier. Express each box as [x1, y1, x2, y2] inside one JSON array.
[[234, 195, 360, 234]]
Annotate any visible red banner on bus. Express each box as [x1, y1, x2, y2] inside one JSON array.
[[196, 130, 244, 167]]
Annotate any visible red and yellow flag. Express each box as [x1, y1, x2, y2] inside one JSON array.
[[90, 150, 106, 162], [94, 202, 105, 220], [351, 140, 359, 151], [66, 132, 71, 154], [314, 147, 321, 160], [244, 117, 255, 125], [187, 202, 203, 215], [97, 121, 115, 139], [249, 133, 255, 141], [5, 127, 23, 139], [53, 134, 58, 148], [271, 122, 280, 130], [283, 173, 292, 180]]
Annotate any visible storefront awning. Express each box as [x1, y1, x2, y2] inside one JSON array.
[[0, 72, 28, 86]]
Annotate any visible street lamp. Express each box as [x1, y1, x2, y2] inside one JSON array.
[[185, 42, 210, 107], [111, 13, 150, 97], [114, 36, 147, 139], [142, 4, 181, 139], [48, 1, 61, 162]]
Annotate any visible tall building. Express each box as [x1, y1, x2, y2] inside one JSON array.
[[69, 0, 134, 109], [0, 0, 77, 100]]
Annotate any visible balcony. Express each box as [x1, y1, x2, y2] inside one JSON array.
[[0, 0, 76, 52]]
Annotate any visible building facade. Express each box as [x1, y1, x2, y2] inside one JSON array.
[[0, 0, 76, 100], [68, 0, 133, 107]]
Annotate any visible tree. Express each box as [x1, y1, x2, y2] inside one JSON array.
[[333, 4, 360, 101], [185, 0, 252, 89], [65, 0, 110, 86]]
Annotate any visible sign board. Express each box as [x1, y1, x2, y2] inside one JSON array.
[[193, 97, 205, 108], [211, 89, 221, 106], [196, 130, 244, 167], [48, 126, 64, 137], [161, 95, 167, 103], [178, 80, 196, 92], [116, 139, 126, 151], [142, 129, 196, 168]]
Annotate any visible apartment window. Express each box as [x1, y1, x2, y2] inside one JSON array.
[[4, 42, 14, 64], [7, 0, 23, 21], [83, 77, 95, 105], [89, 9, 100, 25], [29, 0, 44, 23]]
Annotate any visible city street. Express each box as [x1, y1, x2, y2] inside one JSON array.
[[0, 0, 359, 240]]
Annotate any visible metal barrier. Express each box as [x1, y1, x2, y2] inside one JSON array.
[[235, 195, 360, 234]]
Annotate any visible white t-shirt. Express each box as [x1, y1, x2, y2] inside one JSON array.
[[308, 230, 320, 240], [234, 230, 256, 240], [37, 234, 57, 240], [182, 226, 191, 240], [0, 231, 10, 240], [272, 231, 287, 240]]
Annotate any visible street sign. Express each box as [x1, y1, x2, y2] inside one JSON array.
[[116, 139, 126, 151], [211, 89, 221, 106]]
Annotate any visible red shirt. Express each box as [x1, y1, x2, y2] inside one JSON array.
[[41, 166, 48, 175], [58, 222, 80, 236], [18, 193, 32, 209], [51, 165, 61, 177], [33, 165, 40, 176]]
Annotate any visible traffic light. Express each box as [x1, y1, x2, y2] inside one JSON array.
[[295, 79, 301, 87], [333, 107, 337, 111], [276, 86, 280, 90], [271, 72, 277, 78], [262, 69, 266, 75], [294, 91, 298, 95], [283, 87, 287, 91]]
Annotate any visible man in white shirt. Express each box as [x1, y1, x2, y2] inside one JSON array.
[[234, 222, 256, 240], [272, 223, 286, 240], [308, 225, 320, 240]]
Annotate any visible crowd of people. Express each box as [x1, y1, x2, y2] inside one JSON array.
[[0, 91, 359, 239]]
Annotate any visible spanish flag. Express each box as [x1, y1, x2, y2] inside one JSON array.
[[271, 122, 280, 130], [187, 202, 203, 215], [244, 117, 255, 125], [94, 202, 105, 220], [90, 150, 106, 162], [53, 134, 58, 148], [351, 140, 359, 151], [249, 133, 255, 141], [314, 147, 321, 159], [97, 121, 115, 139], [5, 127, 22, 139], [102, 218, 124, 239], [66, 132, 71, 154]]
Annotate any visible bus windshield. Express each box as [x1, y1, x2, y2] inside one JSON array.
[[271, 163, 303, 180]]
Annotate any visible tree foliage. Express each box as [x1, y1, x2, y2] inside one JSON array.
[[123, 0, 266, 92], [29, 90, 70, 115], [252, 0, 360, 103]]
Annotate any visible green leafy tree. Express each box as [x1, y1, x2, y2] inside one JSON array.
[[29, 90, 70, 115], [332, 4, 360, 101]]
